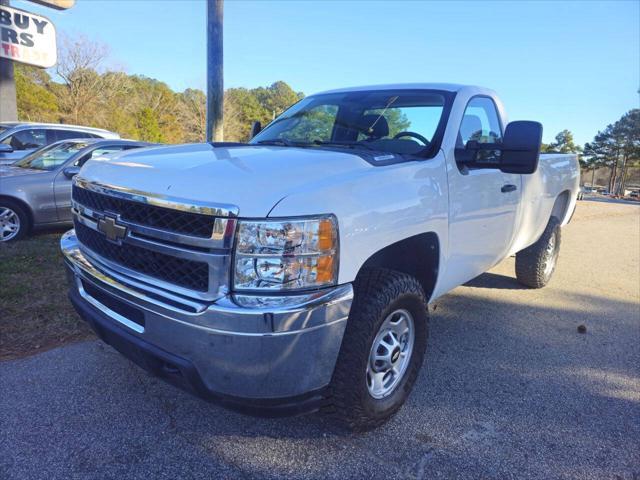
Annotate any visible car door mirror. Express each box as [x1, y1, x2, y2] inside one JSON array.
[[0, 144, 13, 153], [62, 166, 80, 179], [499, 121, 542, 175], [249, 121, 262, 139]]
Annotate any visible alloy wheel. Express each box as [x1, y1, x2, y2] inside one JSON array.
[[0, 207, 21, 242], [366, 308, 415, 399]]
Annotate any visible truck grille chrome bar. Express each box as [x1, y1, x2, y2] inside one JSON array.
[[74, 220, 210, 292], [71, 178, 238, 301]]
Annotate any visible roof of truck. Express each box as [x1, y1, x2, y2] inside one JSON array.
[[314, 83, 474, 95]]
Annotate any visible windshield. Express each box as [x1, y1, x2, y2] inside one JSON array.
[[14, 141, 89, 171], [250, 89, 450, 157]]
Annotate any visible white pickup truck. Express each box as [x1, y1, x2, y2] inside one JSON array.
[[61, 84, 579, 429]]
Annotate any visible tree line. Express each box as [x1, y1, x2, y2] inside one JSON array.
[[15, 35, 302, 144], [14, 35, 639, 194]]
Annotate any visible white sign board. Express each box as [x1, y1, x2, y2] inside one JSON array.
[[0, 5, 56, 68]]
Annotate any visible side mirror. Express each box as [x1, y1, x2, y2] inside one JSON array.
[[62, 166, 80, 179], [0, 144, 14, 153], [249, 121, 262, 139], [499, 121, 542, 174]]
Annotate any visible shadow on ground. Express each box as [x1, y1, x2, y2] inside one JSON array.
[[1, 282, 638, 479]]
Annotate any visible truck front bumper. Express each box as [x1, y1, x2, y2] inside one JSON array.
[[62, 230, 353, 416]]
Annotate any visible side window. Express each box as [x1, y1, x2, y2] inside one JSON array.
[[1, 129, 47, 150], [75, 146, 124, 167], [458, 97, 502, 148], [52, 130, 92, 142]]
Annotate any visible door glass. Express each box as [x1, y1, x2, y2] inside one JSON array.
[[458, 97, 502, 146], [53, 130, 92, 141], [458, 97, 503, 166], [2, 129, 47, 150]]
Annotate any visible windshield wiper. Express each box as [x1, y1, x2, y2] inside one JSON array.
[[256, 139, 312, 147], [313, 140, 379, 151]]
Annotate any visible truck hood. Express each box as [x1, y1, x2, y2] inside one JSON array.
[[78, 143, 373, 217]]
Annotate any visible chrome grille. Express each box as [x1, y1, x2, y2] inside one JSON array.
[[71, 179, 237, 300], [72, 185, 215, 238], [74, 220, 210, 291]]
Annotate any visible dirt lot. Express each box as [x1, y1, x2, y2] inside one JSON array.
[[0, 199, 638, 479]]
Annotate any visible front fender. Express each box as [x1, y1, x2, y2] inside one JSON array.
[[268, 153, 449, 287]]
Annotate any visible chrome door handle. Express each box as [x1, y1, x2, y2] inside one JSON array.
[[501, 184, 517, 193]]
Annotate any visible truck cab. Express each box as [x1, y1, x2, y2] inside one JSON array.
[[61, 84, 579, 429]]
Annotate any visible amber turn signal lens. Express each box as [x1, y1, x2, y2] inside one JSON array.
[[316, 255, 335, 283], [318, 219, 335, 251]]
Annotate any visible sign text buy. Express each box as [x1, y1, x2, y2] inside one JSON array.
[[0, 5, 56, 68]]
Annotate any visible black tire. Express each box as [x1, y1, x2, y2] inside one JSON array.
[[326, 268, 429, 431], [515, 217, 561, 288], [0, 199, 30, 242]]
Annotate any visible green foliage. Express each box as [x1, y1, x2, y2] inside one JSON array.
[[541, 129, 582, 154], [135, 107, 163, 142], [14, 65, 59, 122], [582, 109, 639, 193]]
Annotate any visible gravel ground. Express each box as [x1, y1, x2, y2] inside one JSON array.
[[1, 199, 639, 480]]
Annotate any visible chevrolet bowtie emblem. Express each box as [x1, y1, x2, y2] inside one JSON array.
[[97, 215, 127, 243]]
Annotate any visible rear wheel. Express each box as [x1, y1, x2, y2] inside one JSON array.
[[515, 217, 561, 288], [327, 268, 428, 431], [0, 200, 29, 242]]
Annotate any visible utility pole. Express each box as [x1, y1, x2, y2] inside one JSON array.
[[206, 0, 223, 142], [0, 0, 18, 122]]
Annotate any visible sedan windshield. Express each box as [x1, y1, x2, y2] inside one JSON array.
[[250, 89, 450, 157], [14, 141, 89, 171]]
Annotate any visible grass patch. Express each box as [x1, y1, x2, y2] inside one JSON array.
[[0, 232, 94, 361]]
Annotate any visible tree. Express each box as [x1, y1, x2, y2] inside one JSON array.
[[254, 81, 302, 122], [582, 109, 640, 194], [613, 109, 640, 194], [55, 33, 111, 124], [135, 107, 163, 142], [542, 130, 582, 154], [178, 88, 207, 142], [13, 64, 59, 122]]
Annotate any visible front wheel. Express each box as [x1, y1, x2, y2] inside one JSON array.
[[327, 268, 428, 430], [515, 217, 561, 288], [0, 200, 29, 242]]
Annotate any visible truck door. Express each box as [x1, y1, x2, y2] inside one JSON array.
[[444, 96, 521, 288]]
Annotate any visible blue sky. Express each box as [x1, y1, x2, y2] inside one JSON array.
[[14, 0, 639, 145]]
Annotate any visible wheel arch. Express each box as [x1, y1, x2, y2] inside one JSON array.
[[355, 232, 440, 301], [550, 190, 572, 225]]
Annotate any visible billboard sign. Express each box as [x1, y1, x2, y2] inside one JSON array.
[[0, 5, 56, 68], [27, 0, 75, 10]]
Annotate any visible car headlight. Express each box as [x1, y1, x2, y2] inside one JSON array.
[[233, 216, 338, 291]]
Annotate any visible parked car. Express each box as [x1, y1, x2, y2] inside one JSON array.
[[61, 84, 579, 429], [0, 139, 153, 241], [0, 122, 120, 165], [577, 185, 589, 200]]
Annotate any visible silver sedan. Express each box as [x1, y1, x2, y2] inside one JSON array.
[[0, 139, 154, 242]]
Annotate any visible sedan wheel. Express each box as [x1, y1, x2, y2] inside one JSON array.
[[0, 201, 29, 242], [0, 207, 21, 242]]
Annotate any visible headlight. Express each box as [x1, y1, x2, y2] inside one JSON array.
[[233, 216, 338, 291]]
